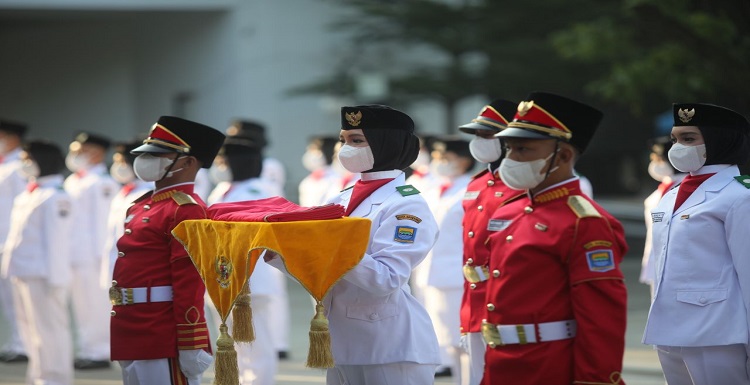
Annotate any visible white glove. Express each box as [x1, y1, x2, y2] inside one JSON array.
[[178, 349, 213, 378], [459, 334, 469, 353]]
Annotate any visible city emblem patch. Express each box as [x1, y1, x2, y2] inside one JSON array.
[[214, 255, 233, 289], [394, 226, 417, 243], [586, 249, 615, 272]]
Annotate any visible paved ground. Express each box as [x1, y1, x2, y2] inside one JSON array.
[[0, 199, 666, 384]]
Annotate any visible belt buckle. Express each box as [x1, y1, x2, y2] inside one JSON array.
[[463, 264, 480, 283], [481, 320, 503, 348], [109, 285, 123, 305]]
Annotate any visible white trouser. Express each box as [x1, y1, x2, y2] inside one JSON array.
[[0, 264, 25, 354], [120, 358, 201, 385], [267, 268, 290, 352], [70, 262, 111, 360], [326, 362, 438, 385], [463, 332, 485, 385], [656, 344, 750, 385], [12, 277, 73, 385], [424, 285, 462, 383]]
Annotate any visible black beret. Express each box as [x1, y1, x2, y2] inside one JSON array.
[[113, 138, 145, 166], [227, 120, 268, 147], [341, 105, 414, 132], [132, 116, 226, 168], [497, 91, 603, 154], [432, 136, 472, 158], [459, 99, 517, 134], [24, 140, 65, 176], [0, 119, 28, 137], [73, 131, 111, 150], [673, 103, 750, 133]]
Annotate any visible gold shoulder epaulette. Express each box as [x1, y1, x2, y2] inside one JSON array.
[[172, 191, 198, 206], [567, 195, 601, 218]]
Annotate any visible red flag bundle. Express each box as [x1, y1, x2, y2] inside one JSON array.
[[208, 196, 345, 222]]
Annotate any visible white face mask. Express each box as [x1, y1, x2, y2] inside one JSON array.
[[469, 137, 503, 163], [647, 159, 674, 182], [410, 150, 431, 170], [209, 163, 233, 184], [668, 143, 706, 173], [110, 162, 136, 184], [499, 151, 557, 190], [19, 160, 40, 180], [434, 161, 462, 178], [302, 150, 327, 172], [337, 145, 374, 173], [65, 153, 91, 172], [133, 153, 182, 182]]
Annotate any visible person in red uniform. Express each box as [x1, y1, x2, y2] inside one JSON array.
[[456, 98, 521, 385], [482, 92, 628, 385], [109, 116, 225, 385]]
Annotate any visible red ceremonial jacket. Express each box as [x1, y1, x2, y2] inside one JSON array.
[[483, 178, 627, 385], [110, 183, 211, 360], [460, 168, 521, 333]]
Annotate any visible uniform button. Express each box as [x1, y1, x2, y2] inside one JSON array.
[[492, 270, 500, 277], [470, 283, 477, 290], [144, 205, 151, 210], [524, 206, 533, 214], [369, 313, 379, 320], [486, 303, 495, 311], [124, 229, 132, 235], [505, 235, 513, 243], [488, 341, 497, 349], [466, 258, 474, 265], [477, 205, 484, 212], [468, 231, 475, 238], [487, 180, 495, 187], [699, 297, 707, 304], [117, 252, 125, 258], [110, 310, 117, 317]]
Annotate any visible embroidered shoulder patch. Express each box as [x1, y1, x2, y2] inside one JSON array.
[[585, 249, 615, 272], [394, 226, 417, 243], [396, 214, 422, 223], [567, 196, 601, 218], [172, 191, 198, 206], [396, 185, 420, 196], [583, 240, 612, 249], [734, 175, 750, 189]]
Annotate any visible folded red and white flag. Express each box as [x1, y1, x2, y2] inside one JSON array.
[[208, 196, 345, 222]]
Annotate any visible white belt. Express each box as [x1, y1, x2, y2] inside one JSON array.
[[484, 320, 577, 347], [111, 285, 173, 305]]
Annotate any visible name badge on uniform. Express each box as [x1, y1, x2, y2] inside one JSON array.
[[394, 226, 417, 243], [487, 219, 512, 232], [651, 212, 665, 223], [464, 191, 480, 200], [586, 249, 615, 272]]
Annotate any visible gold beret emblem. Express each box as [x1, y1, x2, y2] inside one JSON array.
[[517, 100, 534, 116], [678, 108, 695, 123], [345, 111, 363, 127]]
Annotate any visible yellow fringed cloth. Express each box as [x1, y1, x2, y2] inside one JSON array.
[[172, 216, 370, 383]]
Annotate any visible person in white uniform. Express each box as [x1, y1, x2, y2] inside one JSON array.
[[225, 120, 292, 359], [643, 102, 750, 385], [640, 135, 685, 297], [412, 137, 474, 382], [0, 119, 29, 363], [298, 135, 341, 207], [2, 140, 74, 385], [63, 131, 119, 369], [269, 104, 441, 385], [206, 135, 279, 385], [99, 140, 153, 289]]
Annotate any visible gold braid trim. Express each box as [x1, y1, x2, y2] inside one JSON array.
[[152, 190, 176, 202], [534, 187, 570, 203]]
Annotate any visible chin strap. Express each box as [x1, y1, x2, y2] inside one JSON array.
[[158, 155, 184, 182], [542, 140, 561, 181]]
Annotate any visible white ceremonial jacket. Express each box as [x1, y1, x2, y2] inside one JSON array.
[[208, 177, 278, 297], [643, 165, 750, 347], [0, 148, 25, 251], [414, 173, 471, 289], [2, 175, 73, 287], [322, 171, 441, 365], [298, 166, 342, 207], [64, 163, 118, 267]]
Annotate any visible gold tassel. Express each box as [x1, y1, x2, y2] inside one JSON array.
[[213, 323, 239, 385], [306, 301, 334, 368], [231, 284, 254, 343]]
